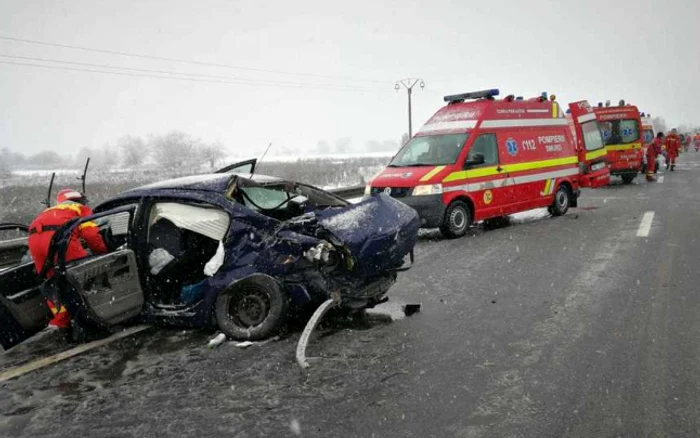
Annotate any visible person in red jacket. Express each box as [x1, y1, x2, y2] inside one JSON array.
[[27, 189, 108, 330], [665, 129, 681, 171], [646, 132, 664, 181]]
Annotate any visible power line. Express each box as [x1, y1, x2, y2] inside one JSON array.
[[0, 60, 392, 93], [0, 34, 387, 85], [0, 53, 388, 90]]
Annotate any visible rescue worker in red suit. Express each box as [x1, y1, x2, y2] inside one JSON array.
[[646, 132, 664, 181], [27, 189, 108, 331], [665, 129, 681, 171], [695, 133, 700, 152], [685, 134, 692, 152]]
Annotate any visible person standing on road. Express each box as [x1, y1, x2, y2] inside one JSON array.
[[685, 133, 692, 152], [695, 133, 700, 152], [27, 189, 108, 333], [646, 132, 664, 181], [665, 129, 681, 171]]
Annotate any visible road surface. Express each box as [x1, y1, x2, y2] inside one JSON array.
[[2, 154, 700, 437]]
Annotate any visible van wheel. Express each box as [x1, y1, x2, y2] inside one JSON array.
[[550, 185, 570, 216], [621, 175, 635, 184], [440, 200, 471, 238], [215, 276, 289, 341]]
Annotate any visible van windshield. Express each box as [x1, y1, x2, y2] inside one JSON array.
[[581, 121, 604, 151], [389, 133, 469, 167], [600, 119, 640, 145]]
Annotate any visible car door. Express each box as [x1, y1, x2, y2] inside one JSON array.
[[215, 158, 257, 175], [59, 208, 145, 326], [464, 133, 512, 217], [0, 223, 29, 271]]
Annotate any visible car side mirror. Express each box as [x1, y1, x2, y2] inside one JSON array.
[[464, 153, 485, 168]]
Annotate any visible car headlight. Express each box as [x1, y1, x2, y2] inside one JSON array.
[[591, 162, 606, 171], [412, 183, 443, 196], [364, 185, 371, 195]]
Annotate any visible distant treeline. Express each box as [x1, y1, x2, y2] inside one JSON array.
[[0, 131, 227, 173]]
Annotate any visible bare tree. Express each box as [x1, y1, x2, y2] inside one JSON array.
[[150, 131, 198, 168], [200, 142, 227, 169], [118, 135, 147, 167]]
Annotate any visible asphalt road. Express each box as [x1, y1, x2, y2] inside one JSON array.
[[2, 153, 700, 438]]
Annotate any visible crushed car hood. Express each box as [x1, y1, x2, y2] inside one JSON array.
[[314, 194, 419, 278]]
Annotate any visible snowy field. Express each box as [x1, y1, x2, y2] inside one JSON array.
[[0, 156, 390, 225]]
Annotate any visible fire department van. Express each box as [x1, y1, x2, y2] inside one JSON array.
[[640, 114, 656, 174], [565, 102, 611, 188], [594, 101, 644, 184], [366, 89, 606, 238]]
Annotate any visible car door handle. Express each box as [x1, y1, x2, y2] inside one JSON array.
[[496, 166, 503, 172]]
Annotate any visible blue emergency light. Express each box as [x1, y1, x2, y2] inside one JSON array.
[[444, 89, 500, 103], [565, 109, 571, 114]]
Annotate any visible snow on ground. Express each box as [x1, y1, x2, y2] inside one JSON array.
[[509, 208, 550, 224]]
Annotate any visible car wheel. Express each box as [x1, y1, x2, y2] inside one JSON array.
[[550, 185, 570, 216], [215, 276, 289, 341], [439, 200, 471, 238], [621, 175, 635, 184]]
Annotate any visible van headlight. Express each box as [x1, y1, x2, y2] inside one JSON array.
[[364, 185, 371, 195], [412, 183, 443, 196], [591, 162, 606, 171]]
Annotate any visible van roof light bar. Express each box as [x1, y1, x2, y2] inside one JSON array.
[[443, 89, 499, 103]]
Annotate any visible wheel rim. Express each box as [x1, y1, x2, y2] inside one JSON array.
[[557, 190, 568, 210], [230, 288, 271, 327], [450, 207, 467, 231]]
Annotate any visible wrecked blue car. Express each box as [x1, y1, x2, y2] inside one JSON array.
[[0, 160, 419, 348]]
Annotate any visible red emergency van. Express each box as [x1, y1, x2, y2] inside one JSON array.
[[594, 101, 643, 184], [366, 89, 605, 238], [566, 101, 611, 188], [640, 115, 656, 174]]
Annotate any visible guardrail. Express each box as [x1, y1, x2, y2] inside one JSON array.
[[329, 185, 365, 200]]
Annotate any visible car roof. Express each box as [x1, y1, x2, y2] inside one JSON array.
[[127, 172, 283, 194]]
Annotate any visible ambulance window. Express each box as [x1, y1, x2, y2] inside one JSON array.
[[467, 134, 498, 166], [643, 129, 655, 143], [581, 121, 604, 151], [601, 119, 640, 145]]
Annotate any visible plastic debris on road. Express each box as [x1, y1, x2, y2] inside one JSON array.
[[207, 333, 227, 349]]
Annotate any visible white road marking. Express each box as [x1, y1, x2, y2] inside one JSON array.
[[636, 211, 655, 237], [0, 325, 151, 382], [658, 176, 664, 183]]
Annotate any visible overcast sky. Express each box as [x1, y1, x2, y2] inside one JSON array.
[[0, 0, 698, 159]]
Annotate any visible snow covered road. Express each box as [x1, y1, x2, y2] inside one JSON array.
[[2, 153, 700, 437]]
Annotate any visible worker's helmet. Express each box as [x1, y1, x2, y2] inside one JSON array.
[[56, 189, 85, 204], [671, 128, 678, 135]]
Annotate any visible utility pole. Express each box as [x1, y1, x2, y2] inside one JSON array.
[[395, 78, 425, 138]]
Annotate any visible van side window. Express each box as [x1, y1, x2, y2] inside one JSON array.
[[467, 134, 499, 166]]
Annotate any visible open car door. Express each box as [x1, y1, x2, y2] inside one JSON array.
[[215, 158, 257, 175], [0, 222, 51, 349], [0, 206, 143, 350], [568, 101, 610, 188], [0, 223, 29, 271], [54, 206, 145, 327]]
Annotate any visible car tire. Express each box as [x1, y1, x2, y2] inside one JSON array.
[[550, 185, 570, 216], [215, 275, 289, 341], [621, 175, 635, 184], [440, 200, 471, 239]]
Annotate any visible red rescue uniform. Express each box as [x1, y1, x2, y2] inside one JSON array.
[[665, 134, 681, 169], [27, 201, 107, 328], [646, 138, 663, 180]]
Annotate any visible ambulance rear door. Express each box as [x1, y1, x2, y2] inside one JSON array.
[[568, 101, 610, 188]]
